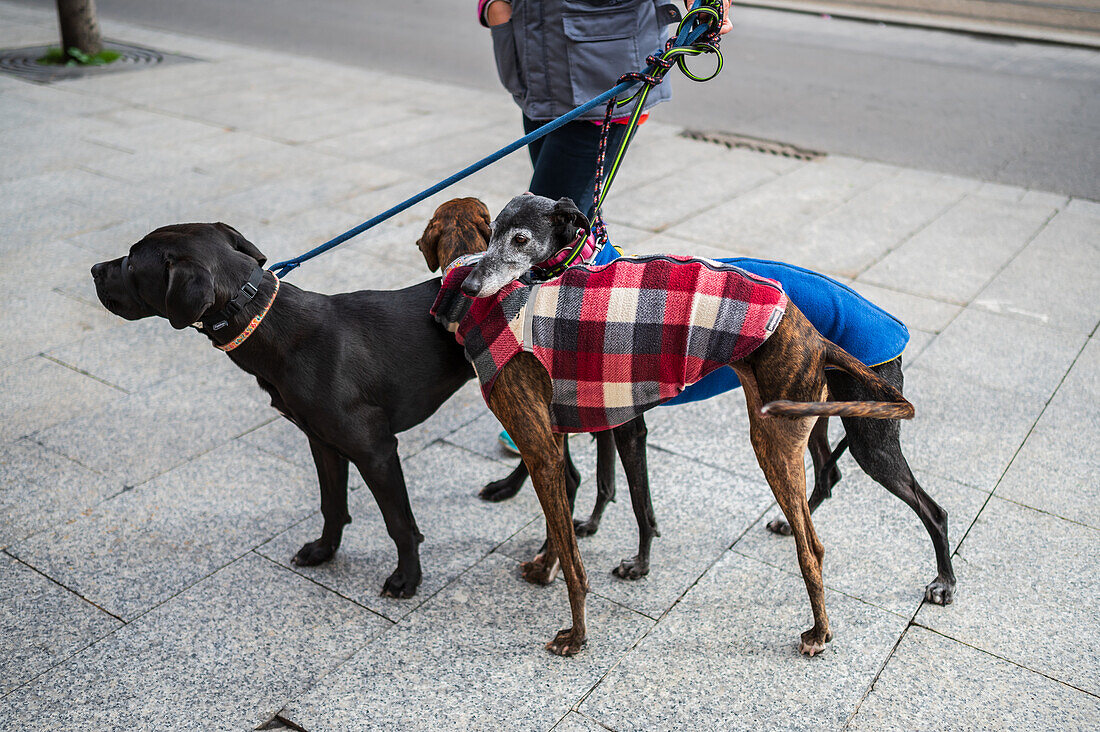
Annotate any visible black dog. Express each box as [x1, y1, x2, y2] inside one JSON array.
[[90, 220, 482, 598]]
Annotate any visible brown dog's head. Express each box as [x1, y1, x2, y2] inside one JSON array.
[[416, 197, 491, 272], [90, 222, 267, 329]]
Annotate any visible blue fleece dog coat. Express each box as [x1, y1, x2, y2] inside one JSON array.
[[589, 246, 909, 405]]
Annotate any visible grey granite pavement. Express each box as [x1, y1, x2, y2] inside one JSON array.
[[0, 2, 1097, 729]]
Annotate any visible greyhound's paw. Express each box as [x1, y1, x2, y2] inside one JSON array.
[[924, 577, 955, 605], [612, 557, 650, 580], [292, 539, 337, 566], [521, 552, 560, 585], [573, 517, 600, 537], [798, 627, 833, 657], [546, 627, 587, 656], [479, 476, 523, 502], [766, 518, 793, 536], [380, 569, 421, 599]]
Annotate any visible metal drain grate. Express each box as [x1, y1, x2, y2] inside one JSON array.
[[0, 41, 195, 83], [680, 129, 825, 161]]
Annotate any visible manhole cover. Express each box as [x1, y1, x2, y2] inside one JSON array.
[[0, 41, 196, 83], [681, 129, 825, 161]]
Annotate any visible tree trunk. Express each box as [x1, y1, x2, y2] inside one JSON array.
[[56, 0, 103, 57]]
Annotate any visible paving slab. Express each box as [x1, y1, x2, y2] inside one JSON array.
[[0, 553, 388, 731], [664, 157, 892, 267], [997, 338, 1100, 528], [849, 626, 1100, 730], [792, 169, 971, 278], [281, 552, 653, 732], [914, 497, 1100, 696], [974, 211, 1100, 335], [0, 552, 121, 696], [845, 279, 962, 334], [858, 195, 1056, 303], [259, 441, 534, 622], [10, 440, 317, 621], [550, 712, 609, 732], [46, 317, 223, 393], [579, 551, 907, 731], [606, 150, 780, 232], [915, 306, 1084, 401], [0, 285, 119, 369], [0, 439, 118, 549], [35, 365, 271, 487], [736, 466, 986, 617], [900, 364, 1048, 491], [644, 386, 763, 480], [498, 444, 775, 620], [0, 355, 123, 441]]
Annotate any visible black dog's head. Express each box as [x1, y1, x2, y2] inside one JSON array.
[[90, 222, 267, 329], [460, 194, 588, 298]]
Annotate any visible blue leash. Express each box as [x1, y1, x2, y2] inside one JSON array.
[[268, 1, 723, 279]]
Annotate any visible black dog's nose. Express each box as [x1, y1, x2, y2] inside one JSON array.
[[90, 262, 106, 280], [460, 272, 483, 297]]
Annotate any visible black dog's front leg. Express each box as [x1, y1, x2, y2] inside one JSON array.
[[574, 430, 617, 536], [609, 416, 658, 579], [294, 437, 351, 566], [352, 434, 424, 599]]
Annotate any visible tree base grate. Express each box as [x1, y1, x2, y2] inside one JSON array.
[[0, 41, 196, 83], [680, 129, 826, 161]]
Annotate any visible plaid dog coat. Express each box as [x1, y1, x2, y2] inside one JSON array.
[[432, 254, 788, 433]]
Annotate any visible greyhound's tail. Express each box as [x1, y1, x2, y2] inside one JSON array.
[[760, 340, 915, 420]]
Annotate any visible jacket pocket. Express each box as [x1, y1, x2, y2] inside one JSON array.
[[561, 2, 645, 106], [491, 20, 525, 102]]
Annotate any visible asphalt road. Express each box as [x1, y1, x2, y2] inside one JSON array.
[[26, 0, 1100, 199]]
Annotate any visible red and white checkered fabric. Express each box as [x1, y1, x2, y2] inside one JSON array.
[[432, 255, 788, 432]]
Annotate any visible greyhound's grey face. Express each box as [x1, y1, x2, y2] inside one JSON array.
[[460, 194, 588, 298]]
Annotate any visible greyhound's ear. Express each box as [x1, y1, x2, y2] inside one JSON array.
[[550, 197, 589, 239], [164, 259, 215, 329], [214, 223, 267, 267], [417, 218, 442, 272]]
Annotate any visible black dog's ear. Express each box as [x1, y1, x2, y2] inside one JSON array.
[[550, 197, 590, 240], [416, 218, 442, 272], [164, 259, 215, 329], [214, 223, 267, 267]]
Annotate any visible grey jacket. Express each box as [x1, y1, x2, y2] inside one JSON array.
[[490, 0, 673, 121]]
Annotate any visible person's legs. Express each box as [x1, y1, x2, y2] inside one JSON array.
[[523, 116, 628, 219]]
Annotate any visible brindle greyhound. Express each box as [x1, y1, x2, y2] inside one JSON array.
[[426, 194, 919, 656]]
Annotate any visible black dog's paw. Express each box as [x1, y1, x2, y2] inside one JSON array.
[[292, 539, 337, 566], [924, 577, 955, 605], [612, 557, 649, 580], [766, 518, 793, 536], [380, 569, 421, 598], [573, 517, 600, 537], [479, 477, 523, 502]]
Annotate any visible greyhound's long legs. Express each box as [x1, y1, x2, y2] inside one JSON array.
[[735, 364, 831, 655], [490, 355, 589, 656]]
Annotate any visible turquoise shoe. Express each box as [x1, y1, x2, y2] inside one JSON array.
[[498, 429, 521, 455]]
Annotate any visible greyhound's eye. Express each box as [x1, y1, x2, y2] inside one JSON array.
[[128, 261, 135, 272], [513, 233, 529, 245]]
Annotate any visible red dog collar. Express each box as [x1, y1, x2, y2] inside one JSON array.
[[217, 276, 280, 352], [533, 229, 597, 279]]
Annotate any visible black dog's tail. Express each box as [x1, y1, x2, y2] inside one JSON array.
[[761, 340, 914, 420]]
